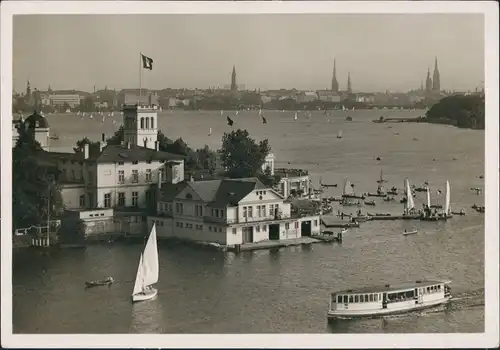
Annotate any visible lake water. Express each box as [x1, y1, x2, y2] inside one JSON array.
[[13, 109, 485, 333]]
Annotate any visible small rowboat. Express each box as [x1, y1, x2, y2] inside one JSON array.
[[85, 276, 114, 288], [364, 200, 376, 206], [402, 229, 418, 236]]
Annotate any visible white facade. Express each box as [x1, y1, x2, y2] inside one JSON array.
[[123, 105, 158, 149], [148, 179, 321, 246], [49, 94, 81, 107]]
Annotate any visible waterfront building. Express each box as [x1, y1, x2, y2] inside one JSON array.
[[49, 94, 81, 108], [148, 176, 320, 245], [317, 90, 342, 103], [355, 93, 376, 104], [295, 91, 318, 103]]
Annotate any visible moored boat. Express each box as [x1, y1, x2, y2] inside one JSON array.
[[402, 228, 418, 235], [85, 276, 114, 288], [364, 200, 376, 206], [327, 280, 452, 320]]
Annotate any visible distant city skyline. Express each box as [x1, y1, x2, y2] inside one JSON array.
[[13, 14, 484, 93]]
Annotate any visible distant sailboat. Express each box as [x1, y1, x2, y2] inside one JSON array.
[[444, 180, 451, 216], [337, 130, 343, 139], [111, 112, 114, 117], [235, 110, 239, 116], [426, 186, 431, 208], [220, 110, 224, 115], [259, 108, 263, 116], [404, 178, 415, 214], [294, 112, 298, 121], [132, 224, 159, 303], [208, 127, 212, 136], [89, 114, 93, 119]]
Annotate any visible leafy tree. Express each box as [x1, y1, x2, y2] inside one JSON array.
[[196, 145, 218, 173], [73, 137, 99, 153], [106, 126, 124, 145], [12, 125, 64, 229], [218, 129, 271, 178], [78, 96, 95, 112], [258, 165, 282, 188], [426, 94, 485, 129], [62, 102, 71, 111]]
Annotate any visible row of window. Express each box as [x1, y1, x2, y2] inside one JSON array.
[[243, 204, 279, 218], [337, 294, 379, 304], [117, 169, 159, 184]]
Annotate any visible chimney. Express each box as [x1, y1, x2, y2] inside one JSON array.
[[101, 133, 105, 142], [157, 168, 163, 189], [127, 142, 131, 149], [155, 141, 159, 151], [99, 141, 105, 152], [83, 143, 89, 159]]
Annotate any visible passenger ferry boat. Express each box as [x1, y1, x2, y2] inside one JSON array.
[[327, 280, 452, 320]]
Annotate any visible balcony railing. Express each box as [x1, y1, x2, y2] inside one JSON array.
[[203, 214, 292, 225]]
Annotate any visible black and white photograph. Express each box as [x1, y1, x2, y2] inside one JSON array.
[[1, 1, 498, 348]]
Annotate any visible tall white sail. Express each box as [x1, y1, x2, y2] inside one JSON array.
[[132, 254, 145, 296], [142, 224, 159, 287], [343, 178, 354, 196], [426, 187, 431, 207], [445, 180, 451, 214], [294, 112, 298, 120], [338, 130, 343, 138], [406, 178, 415, 211]]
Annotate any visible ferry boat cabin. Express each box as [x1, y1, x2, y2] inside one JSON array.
[[328, 280, 451, 318]]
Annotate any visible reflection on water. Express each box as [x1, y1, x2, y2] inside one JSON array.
[[130, 297, 165, 333]]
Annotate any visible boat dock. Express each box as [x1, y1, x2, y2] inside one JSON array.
[[321, 217, 360, 228], [366, 214, 421, 221], [230, 235, 342, 252]]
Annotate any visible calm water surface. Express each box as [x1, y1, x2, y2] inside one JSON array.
[[13, 110, 485, 333]]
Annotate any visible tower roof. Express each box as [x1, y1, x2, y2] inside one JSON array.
[[25, 111, 49, 128]]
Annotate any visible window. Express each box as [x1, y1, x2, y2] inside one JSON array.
[[219, 228, 223, 233], [220, 209, 224, 217], [215, 209, 219, 217], [269, 204, 274, 216], [118, 161, 124, 165], [145, 169, 152, 182], [118, 170, 124, 184], [354, 295, 359, 303], [261, 205, 266, 217], [179, 222, 183, 228], [369, 294, 374, 302], [349, 295, 353, 303], [150, 117, 154, 129], [195, 204, 203, 216], [145, 118, 149, 129], [132, 192, 138, 207], [243, 206, 247, 218], [71, 170, 75, 180], [314, 220, 318, 226], [131, 170, 138, 183], [118, 192, 125, 206], [175, 202, 184, 214], [140, 117, 144, 129], [79, 195, 85, 208], [104, 193, 111, 208], [294, 222, 299, 229], [337, 295, 342, 303], [232, 228, 237, 235], [262, 225, 266, 231], [209, 226, 212, 232], [132, 161, 138, 165], [285, 223, 290, 230], [256, 226, 261, 232], [256, 205, 261, 217], [248, 206, 253, 217], [343, 295, 348, 304], [374, 294, 378, 302], [88, 193, 94, 207]]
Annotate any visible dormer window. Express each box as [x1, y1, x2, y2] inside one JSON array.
[[186, 193, 192, 199], [132, 161, 138, 165]]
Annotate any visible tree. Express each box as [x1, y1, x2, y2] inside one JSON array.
[[12, 125, 64, 229], [73, 137, 99, 153], [426, 94, 485, 129], [218, 129, 271, 178], [78, 96, 95, 112], [62, 102, 71, 111], [196, 145, 218, 173], [106, 126, 124, 145], [258, 165, 282, 188]]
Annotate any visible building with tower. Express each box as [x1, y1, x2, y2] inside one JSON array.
[[331, 58, 339, 92], [432, 56, 441, 92], [122, 104, 158, 149], [231, 65, 237, 91]]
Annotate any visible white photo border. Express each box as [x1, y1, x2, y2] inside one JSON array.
[[1, 1, 498, 348]]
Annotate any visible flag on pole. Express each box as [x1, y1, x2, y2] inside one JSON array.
[[141, 54, 153, 70]]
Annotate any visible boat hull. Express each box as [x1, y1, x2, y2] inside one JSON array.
[[132, 287, 158, 302], [328, 296, 451, 320]]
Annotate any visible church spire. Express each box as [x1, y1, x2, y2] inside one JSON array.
[[425, 68, 432, 92], [231, 65, 237, 91], [432, 56, 440, 92], [331, 57, 339, 92], [347, 72, 352, 94]]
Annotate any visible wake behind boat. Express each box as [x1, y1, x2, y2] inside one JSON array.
[[132, 224, 159, 302], [327, 280, 452, 320], [85, 276, 114, 288]]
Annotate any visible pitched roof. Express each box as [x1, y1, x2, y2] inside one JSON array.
[[159, 182, 188, 201], [187, 180, 223, 202], [94, 144, 184, 163], [208, 177, 267, 207]]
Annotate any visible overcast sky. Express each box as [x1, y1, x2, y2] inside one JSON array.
[[13, 14, 484, 93]]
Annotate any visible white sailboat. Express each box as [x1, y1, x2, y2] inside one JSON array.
[[426, 186, 431, 208], [208, 127, 212, 136], [337, 130, 343, 139], [404, 178, 415, 214], [236, 110, 239, 116], [444, 180, 451, 216], [220, 110, 224, 115], [132, 224, 159, 302], [294, 112, 298, 121]]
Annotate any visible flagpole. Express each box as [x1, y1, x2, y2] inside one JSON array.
[[139, 52, 142, 104]]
